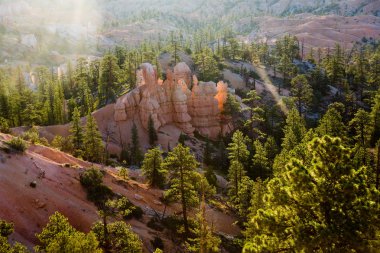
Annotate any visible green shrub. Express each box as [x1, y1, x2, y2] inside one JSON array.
[[7, 137, 28, 152], [161, 215, 197, 237], [87, 184, 113, 207], [22, 127, 49, 146], [80, 168, 103, 188], [80, 168, 114, 207], [118, 167, 128, 181], [119, 199, 143, 220], [0, 117, 10, 133], [52, 135, 73, 152], [21, 127, 40, 144]]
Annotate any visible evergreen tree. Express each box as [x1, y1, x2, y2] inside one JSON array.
[[222, 93, 240, 126], [187, 195, 221, 253], [349, 109, 373, 147], [227, 130, 249, 164], [141, 147, 166, 188], [316, 102, 347, 140], [98, 54, 121, 107], [371, 89, 380, 142], [247, 178, 265, 221], [368, 48, 380, 88], [228, 160, 246, 202], [148, 114, 158, 146], [70, 107, 84, 157], [244, 136, 380, 252], [163, 144, 199, 236], [242, 90, 265, 139], [264, 136, 279, 163], [281, 108, 307, 152], [92, 221, 142, 253], [251, 140, 270, 180], [35, 212, 100, 253], [130, 123, 143, 166], [0, 219, 28, 253], [323, 44, 346, 88], [290, 74, 313, 115], [194, 47, 219, 81], [83, 114, 104, 162], [236, 176, 255, 218]]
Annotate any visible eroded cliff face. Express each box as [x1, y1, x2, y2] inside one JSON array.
[[114, 62, 230, 139]]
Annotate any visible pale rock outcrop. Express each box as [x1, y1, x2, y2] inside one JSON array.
[[114, 62, 230, 139], [174, 62, 192, 88]]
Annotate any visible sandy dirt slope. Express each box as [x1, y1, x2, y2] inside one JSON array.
[[0, 133, 240, 252], [248, 14, 380, 51]]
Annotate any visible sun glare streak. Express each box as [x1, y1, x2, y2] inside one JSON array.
[[252, 62, 289, 115], [73, 0, 85, 25]]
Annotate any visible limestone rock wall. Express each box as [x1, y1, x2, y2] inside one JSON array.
[[114, 62, 230, 139]]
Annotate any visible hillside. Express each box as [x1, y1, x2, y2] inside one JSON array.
[[0, 0, 379, 64], [0, 133, 240, 252]]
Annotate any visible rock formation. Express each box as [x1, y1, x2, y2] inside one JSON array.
[[114, 62, 230, 139]]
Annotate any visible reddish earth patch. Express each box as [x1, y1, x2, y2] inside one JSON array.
[[0, 134, 240, 252]]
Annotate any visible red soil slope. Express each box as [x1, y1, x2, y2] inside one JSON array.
[[0, 133, 240, 252]]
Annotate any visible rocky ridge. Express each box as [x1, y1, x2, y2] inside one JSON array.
[[114, 62, 231, 139]]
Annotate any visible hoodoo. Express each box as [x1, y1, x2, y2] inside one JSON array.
[[114, 62, 231, 139]]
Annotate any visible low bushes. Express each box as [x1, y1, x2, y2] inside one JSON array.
[[6, 137, 28, 152], [80, 167, 143, 220]]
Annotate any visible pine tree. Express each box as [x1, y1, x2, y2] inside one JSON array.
[[242, 90, 265, 139], [148, 114, 158, 146], [98, 54, 121, 107], [236, 176, 254, 218], [244, 136, 380, 252], [349, 109, 373, 147], [222, 93, 240, 126], [84, 114, 104, 162], [323, 43, 346, 88], [281, 108, 307, 152], [53, 80, 65, 124], [264, 136, 279, 162], [69, 107, 84, 157], [163, 144, 199, 236], [228, 160, 246, 202], [371, 90, 380, 142], [290, 74, 313, 115], [92, 221, 142, 253], [368, 48, 380, 88], [141, 147, 166, 188], [247, 178, 265, 220], [0, 219, 28, 252], [194, 47, 219, 81], [187, 195, 221, 253], [316, 102, 347, 141], [251, 140, 270, 180], [227, 130, 249, 164], [0, 70, 10, 122], [130, 123, 143, 166], [35, 212, 101, 253]]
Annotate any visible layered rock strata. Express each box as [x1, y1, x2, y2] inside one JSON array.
[[114, 62, 230, 139]]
